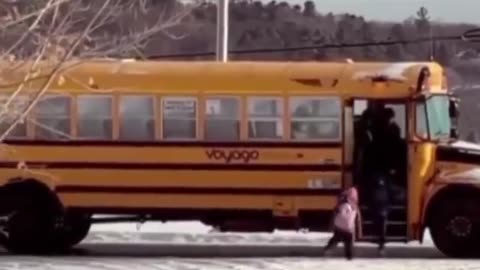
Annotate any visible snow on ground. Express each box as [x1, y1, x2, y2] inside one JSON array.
[[88, 220, 433, 247], [91, 220, 212, 234], [90, 220, 333, 240], [2, 221, 467, 270], [3, 256, 478, 270], [0, 226, 468, 270], [88, 221, 333, 246]]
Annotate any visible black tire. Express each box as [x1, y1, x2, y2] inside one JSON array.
[[6, 204, 59, 254], [55, 212, 91, 248], [429, 197, 480, 258], [2, 182, 64, 255]]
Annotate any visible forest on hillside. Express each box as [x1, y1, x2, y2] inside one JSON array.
[[5, 0, 480, 83], [2, 0, 480, 140], [178, 1, 477, 64], [2, 0, 480, 63]]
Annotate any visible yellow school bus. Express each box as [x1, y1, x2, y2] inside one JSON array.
[[0, 59, 475, 257]]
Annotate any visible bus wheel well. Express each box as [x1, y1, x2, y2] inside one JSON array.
[[0, 178, 63, 215], [425, 184, 480, 228]]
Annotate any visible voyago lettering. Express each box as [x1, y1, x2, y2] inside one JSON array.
[[205, 149, 260, 164]]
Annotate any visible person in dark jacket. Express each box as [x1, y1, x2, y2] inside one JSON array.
[[366, 106, 397, 256], [384, 108, 407, 203]]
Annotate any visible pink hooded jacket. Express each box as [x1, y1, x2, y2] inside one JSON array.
[[333, 187, 359, 233]]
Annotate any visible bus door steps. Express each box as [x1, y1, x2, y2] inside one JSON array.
[[361, 220, 406, 225], [359, 204, 407, 240], [358, 235, 408, 242], [360, 205, 405, 210]]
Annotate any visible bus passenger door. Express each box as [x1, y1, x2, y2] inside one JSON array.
[[343, 99, 355, 188], [350, 99, 409, 242]]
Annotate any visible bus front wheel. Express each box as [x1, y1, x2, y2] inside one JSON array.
[[429, 197, 480, 258]]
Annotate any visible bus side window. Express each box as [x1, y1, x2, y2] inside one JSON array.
[[415, 102, 428, 139], [0, 95, 29, 139], [205, 97, 240, 141], [162, 97, 197, 140], [119, 95, 155, 141], [289, 96, 341, 141], [34, 95, 71, 140], [247, 97, 283, 139], [77, 95, 113, 140]]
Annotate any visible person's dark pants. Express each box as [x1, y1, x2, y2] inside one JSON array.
[[323, 229, 354, 260], [373, 209, 388, 250], [370, 174, 391, 251]]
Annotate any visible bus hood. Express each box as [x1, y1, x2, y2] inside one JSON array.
[[437, 140, 480, 163], [436, 140, 480, 182], [446, 140, 480, 152]]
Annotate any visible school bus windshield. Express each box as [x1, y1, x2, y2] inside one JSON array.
[[417, 95, 452, 141]]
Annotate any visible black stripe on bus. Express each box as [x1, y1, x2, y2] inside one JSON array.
[[0, 161, 345, 171], [55, 186, 342, 196], [3, 139, 342, 148]]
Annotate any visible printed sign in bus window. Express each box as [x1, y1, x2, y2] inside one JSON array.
[[162, 97, 197, 139]]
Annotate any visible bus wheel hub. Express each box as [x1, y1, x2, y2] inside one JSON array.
[[448, 216, 472, 237]]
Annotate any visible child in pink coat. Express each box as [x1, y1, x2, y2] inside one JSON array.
[[321, 186, 359, 260]]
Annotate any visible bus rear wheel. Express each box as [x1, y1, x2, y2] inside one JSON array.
[[55, 212, 92, 249], [429, 197, 480, 258], [5, 204, 59, 254]]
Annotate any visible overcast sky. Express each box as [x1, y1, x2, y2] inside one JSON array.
[[284, 0, 479, 24]]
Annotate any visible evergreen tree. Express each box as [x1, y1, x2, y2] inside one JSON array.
[[303, 1, 316, 17]]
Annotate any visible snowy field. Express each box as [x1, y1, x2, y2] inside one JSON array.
[[0, 221, 479, 270]]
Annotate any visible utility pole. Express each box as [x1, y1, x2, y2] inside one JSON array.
[[430, 27, 435, 61], [215, 0, 229, 62]]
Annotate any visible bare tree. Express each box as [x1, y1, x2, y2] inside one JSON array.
[[0, 0, 198, 142]]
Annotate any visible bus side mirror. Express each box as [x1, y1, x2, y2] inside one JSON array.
[[449, 98, 459, 118], [449, 97, 460, 139], [450, 128, 459, 139]]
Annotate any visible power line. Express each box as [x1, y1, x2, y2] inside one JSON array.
[[141, 28, 480, 60]]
